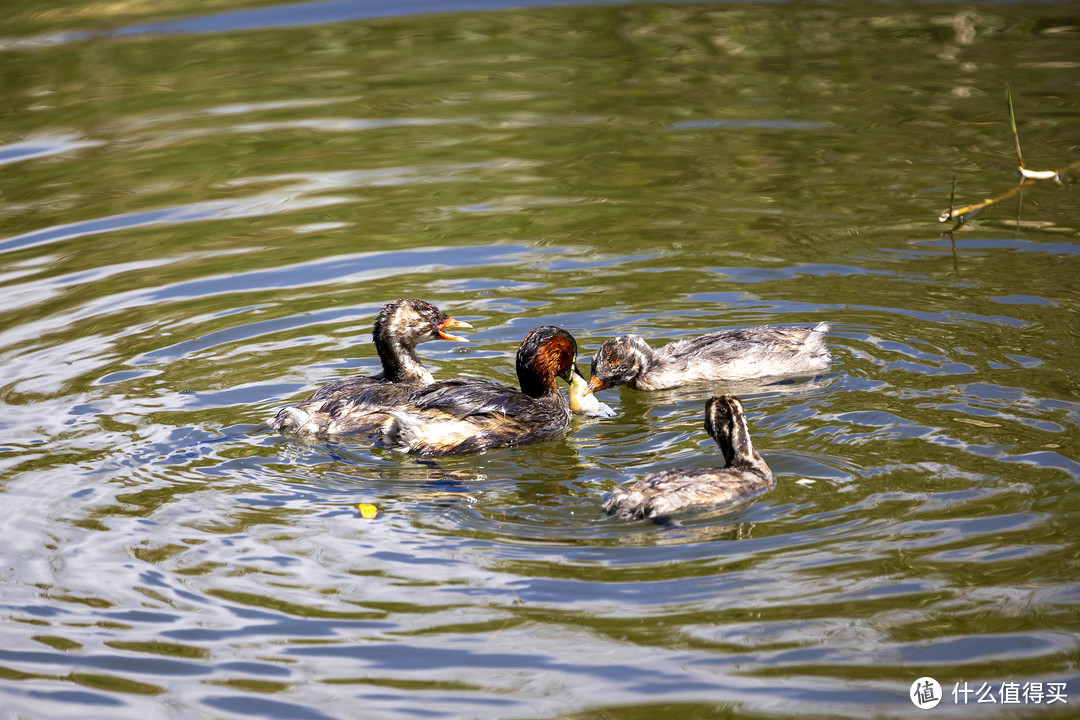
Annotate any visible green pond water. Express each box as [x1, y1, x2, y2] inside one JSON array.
[[1, 1, 1078, 717]]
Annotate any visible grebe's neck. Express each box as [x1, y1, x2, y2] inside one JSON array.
[[516, 327, 576, 400], [721, 410, 754, 467], [374, 320, 433, 384], [706, 396, 764, 473], [622, 336, 656, 385]]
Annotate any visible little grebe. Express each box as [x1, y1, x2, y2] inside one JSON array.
[[604, 395, 774, 520], [585, 322, 830, 394], [380, 326, 579, 456], [270, 298, 471, 437]]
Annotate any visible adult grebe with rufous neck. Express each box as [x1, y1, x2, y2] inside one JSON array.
[[381, 326, 581, 456]]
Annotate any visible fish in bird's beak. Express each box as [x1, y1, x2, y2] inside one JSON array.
[[437, 317, 472, 342], [583, 375, 609, 397], [569, 366, 616, 417]]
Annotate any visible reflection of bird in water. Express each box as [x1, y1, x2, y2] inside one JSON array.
[[585, 322, 831, 394], [270, 298, 471, 437], [604, 395, 774, 520], [381, 326, 579, 457]]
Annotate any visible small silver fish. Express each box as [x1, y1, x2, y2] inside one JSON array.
[[568, 366, 615, 417]]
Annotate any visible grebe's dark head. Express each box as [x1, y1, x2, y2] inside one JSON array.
[[704, 395, 751, 467], [516, 326, 578, 397], [374, 299, 472, 347], [585, 334, 652, 395]]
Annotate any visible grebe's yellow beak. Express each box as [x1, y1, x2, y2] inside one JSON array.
[[437, 317, 472, 342], [583, 375, 609, 397]]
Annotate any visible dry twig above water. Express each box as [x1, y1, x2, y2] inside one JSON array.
[[939, 87, 1078, 230]]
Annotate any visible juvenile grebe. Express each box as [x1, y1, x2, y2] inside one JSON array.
[[585, 322, 830, 394], [604, 395, 774, 519], [381, 326, 579, 456], [270, 298, 471, 437]]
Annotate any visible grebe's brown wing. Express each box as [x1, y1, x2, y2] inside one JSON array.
[[306, 377, 418, 409], [408, 379, 532, 419], [273, 379, 411, 437]]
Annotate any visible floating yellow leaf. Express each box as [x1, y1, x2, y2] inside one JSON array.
[[357, 503, 378, 519]]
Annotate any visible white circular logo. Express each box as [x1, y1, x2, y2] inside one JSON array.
[[910, 677, 942, 709]]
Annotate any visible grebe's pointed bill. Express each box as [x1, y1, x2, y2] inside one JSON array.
[[583, 375, 609, 397], [436, 317, 472, 342]]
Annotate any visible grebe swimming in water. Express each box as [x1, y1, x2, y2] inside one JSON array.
[[604, 395, 774, 520], [585, 322, 830, 395], [270, 298, 471, 437], [381, 326, 581, 456]]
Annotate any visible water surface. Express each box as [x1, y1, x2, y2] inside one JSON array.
[[1, 1, 1079, 717]]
